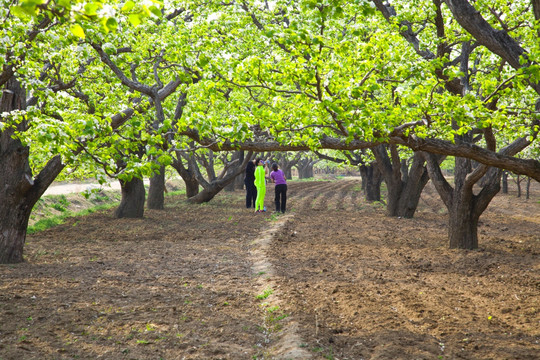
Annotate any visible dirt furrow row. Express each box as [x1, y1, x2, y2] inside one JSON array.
[[287, 181, 341, 212]]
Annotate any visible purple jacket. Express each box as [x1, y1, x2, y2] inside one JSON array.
[[270, 169, 287, 185]]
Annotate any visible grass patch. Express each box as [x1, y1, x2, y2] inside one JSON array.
[[28, 203, 117, 234], [167, 189, 186, 197], [28, 181, 185, 235], [256, 288, 274, 300]]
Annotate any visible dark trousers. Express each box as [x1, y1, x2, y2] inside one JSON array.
[[245, 180, 257, 208], [274, 184, 287, 213]]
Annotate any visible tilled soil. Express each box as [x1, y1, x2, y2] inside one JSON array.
[[1, 178, 539, 359]]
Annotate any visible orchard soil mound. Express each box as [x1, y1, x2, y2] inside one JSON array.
[[1, 178, 539, 359]]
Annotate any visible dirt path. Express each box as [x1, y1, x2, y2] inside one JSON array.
[[1, 178, 539, 359]]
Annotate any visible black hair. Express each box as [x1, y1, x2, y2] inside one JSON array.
[[255, 157, 263, 165], [271, 163, 278, 171]]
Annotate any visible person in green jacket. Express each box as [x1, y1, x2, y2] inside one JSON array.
[[254, 158, 267, 212]]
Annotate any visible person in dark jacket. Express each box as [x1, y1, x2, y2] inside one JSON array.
[[244, 159, 257, 208]]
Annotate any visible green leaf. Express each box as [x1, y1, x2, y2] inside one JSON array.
[[10, 5, 33, 19], [128, 13, 141, 26], [122, 0, 135, 12], [158, 154, 172, 166], [105, 17, 118, 32], [57, 0, 71, 8], [198, 54, 210, 68], [70, 24, 86, 39], [149, 5, 162, 18], [84, 3, 100, 16], [102, 43, 117, 55]]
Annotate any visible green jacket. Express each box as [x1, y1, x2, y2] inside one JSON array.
[[255, 165, 266, 187]]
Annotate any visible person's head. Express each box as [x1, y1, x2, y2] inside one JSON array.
[[272, 163, 278, 171], [256, 158, 264, 166]]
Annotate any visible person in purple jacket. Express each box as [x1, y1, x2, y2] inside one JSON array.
[[270, 163, 288, 213]]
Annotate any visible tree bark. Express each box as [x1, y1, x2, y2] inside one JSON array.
[[187, 152, 253, 204], [147, 166, 165, 210], [171, 152, 200, 198], [424, 152, 501, 249], [447, 194, 480, 249], [284, 166, 293, 180], [178, 126, 540, 182], [526, 177, 531, 199], [114, 177, 146, 218], [296, 157, 318, 179], [277, 152, 301, 180], [502, 171, 508, 193], [187, 182, 229, 203], [372, 145, 431, 218], [396, 155, 431, 218], [0, 78, 65, 263], [359, 164, 382, 202], [225, 151, 245, 191], [184, 176, 200, 198]]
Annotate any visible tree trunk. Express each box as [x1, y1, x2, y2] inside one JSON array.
[[147, 166, 165, 210], [516, 175, 522, 197], [187, 182, 229, 203], [184, 176, 200, 198], [502, 171, 508, 193], [0, 201, 31, 263], [297, 158, 316, 179], [284, 166, 293, 180], [224, 173, 245, 192], [187, 170, 238, 204], [372, 145, 430, 218], [372, 145, 402, 215], [526, 177, 531, 199], [233, 151, 246, 190], [225, 151, 245, 192], [187, 151, 254, 204], [234, 172, 245, 190], [171, 153, 200, 198], [424, 152, 501, 250], [278, 153, 301, 180], [447, 189, 480, 249], [395, 155, 431, 218], [114, 177, 146, 218], [359, 164, 382, 202], [0, 78, 65, 263]]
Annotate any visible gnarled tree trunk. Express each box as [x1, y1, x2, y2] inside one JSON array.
[[114, 177, 146, 218], [187, 182, 229, 203], [184, 176, 200, 198], [425, 152, 501, 249], [187, 151, 254, 204], [502, 171, 508, 193], [147, 166, 165, 210], [359, 163, 382, 202], [171, 151, 200, 198], [276, 152, 301, 180], [0, 78, 65, 263], [225, 151, 245, 192], [296, 157, 318, 179], [372, 145, 432, 218]]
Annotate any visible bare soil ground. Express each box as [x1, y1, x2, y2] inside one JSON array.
[[1, 177, 539, 360]]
